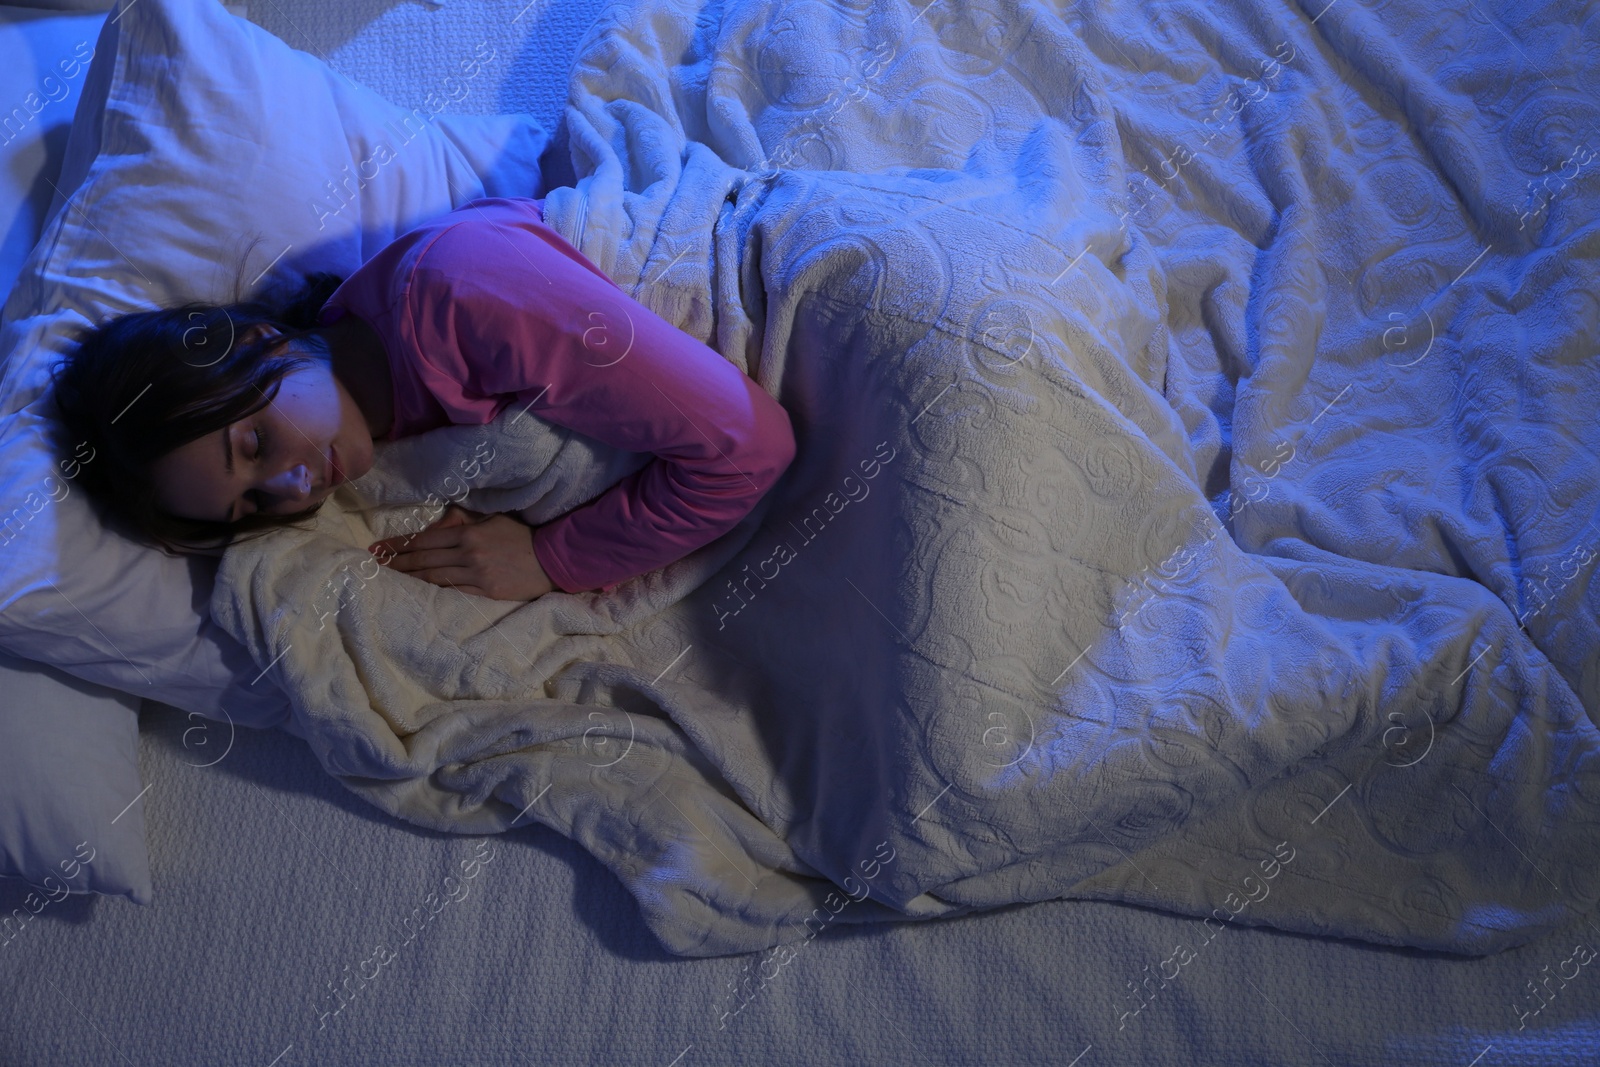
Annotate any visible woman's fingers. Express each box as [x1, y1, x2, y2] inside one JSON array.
[[381, 546, 473, 574], [368, 505, 484, 556], [371, 520, 469, 560], [362, 511, 542, 601], [408, 568, 482, 592]]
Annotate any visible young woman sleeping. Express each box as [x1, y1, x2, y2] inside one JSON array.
[[47, 196, 797, 601]]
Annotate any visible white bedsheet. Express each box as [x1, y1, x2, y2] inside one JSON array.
[[213, 0, 1600, 959]]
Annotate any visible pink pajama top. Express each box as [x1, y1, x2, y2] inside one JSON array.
[[316, 196, 797, 594]]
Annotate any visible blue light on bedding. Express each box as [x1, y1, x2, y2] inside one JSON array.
[[0, 6, 102, 303]]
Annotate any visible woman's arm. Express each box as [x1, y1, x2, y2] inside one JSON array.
[[401, 197, 797, 594]]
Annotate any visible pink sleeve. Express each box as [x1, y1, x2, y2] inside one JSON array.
[[404, 203, 797, 593]]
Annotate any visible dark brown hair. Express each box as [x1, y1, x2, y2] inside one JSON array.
[[47, 243, 348, 556]]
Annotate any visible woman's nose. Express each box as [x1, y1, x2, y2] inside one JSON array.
[[265, 463, 314, 501]]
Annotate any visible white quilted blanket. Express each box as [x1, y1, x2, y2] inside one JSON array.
[[214, 0, 1600, 956]]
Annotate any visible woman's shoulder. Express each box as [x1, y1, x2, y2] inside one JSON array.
[[455, 195, 546, 218], [425, 196, 547, 245], [402, 197, 545, 274], [370, 197, 549, 288], [408, 196, 600, 296]]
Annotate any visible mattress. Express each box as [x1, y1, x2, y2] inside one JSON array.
[[4, 0, 1598, 1063]]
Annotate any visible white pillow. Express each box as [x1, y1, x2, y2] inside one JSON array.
[[1, 1, 115, 10], [0, 649, 150, 904], [0, 0, 548, 728], [0, 6, 104, 307], [0, 0, 547, 902]]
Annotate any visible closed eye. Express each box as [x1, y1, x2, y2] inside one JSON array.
[[248, 425, 272, 514]]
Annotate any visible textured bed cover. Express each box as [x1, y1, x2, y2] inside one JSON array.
[[212, 0, 1600, 964]]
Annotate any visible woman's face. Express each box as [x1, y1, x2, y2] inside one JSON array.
[[150, 325, 377, 525]]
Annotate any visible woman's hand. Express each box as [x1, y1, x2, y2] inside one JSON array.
[[368, 505, 556, 601]]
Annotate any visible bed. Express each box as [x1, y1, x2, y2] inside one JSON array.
[[2, 0, 1598, 1063]]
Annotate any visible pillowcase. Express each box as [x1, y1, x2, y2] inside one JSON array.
[[3, 1, 116, 9], [0, 6, 105, 306], [0, 649, 150, 905], [1, 1, 247, 14], [0, 0, 547, 897]]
